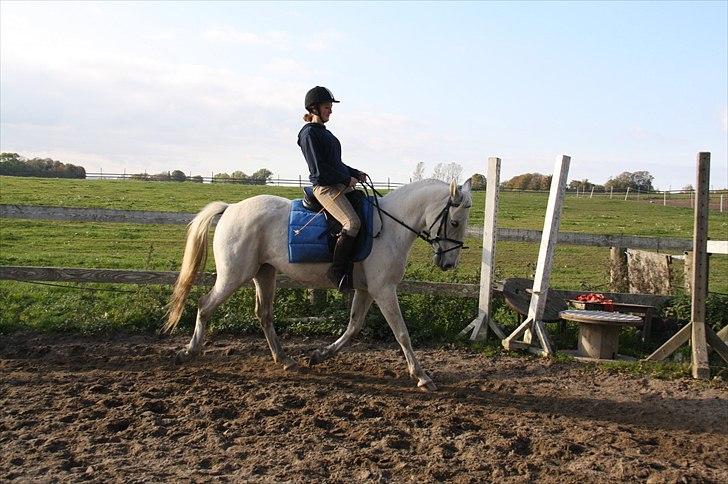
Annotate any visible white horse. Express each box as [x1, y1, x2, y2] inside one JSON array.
[[164, 178, 473, 390]]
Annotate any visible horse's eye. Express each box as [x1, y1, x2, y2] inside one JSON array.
[[450, 220, 459, 228]]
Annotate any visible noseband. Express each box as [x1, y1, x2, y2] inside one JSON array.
[[421, 198, 471, 256]]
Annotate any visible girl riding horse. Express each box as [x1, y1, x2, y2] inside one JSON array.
[[297, 86, 367, 292]]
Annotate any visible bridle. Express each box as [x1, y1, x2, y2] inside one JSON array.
[[360, 178, 470, 257]]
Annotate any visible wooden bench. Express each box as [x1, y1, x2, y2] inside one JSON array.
[[559, 309, 643, 360]]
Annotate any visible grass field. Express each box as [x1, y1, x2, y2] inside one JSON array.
[[1, 176, 727, 349]]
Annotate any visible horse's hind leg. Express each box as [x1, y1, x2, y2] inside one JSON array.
[[309, 289, 373, 366], [372, 285, 436, 391], [254, 264, 298, 371], [175, 275, 241, 364]]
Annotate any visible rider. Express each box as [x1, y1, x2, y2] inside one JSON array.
[[298, 86, 367, 291]]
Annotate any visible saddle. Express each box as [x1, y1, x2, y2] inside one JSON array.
[[288, 187, 374, 263]]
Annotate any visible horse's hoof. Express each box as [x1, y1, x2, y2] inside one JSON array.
[[418, 380, 438, 392], [308, 349, 325, 367], [282, 358, 300, 371], [174, 349, 196, 365]]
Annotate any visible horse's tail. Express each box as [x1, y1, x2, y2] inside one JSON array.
[[164, 201, 229, 333]]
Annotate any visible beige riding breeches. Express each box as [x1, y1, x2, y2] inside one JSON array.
[[313, 184, 361, 237]]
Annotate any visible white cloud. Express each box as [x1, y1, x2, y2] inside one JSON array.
[[304, 30, 345, 52], [201, 26, 290, 48]]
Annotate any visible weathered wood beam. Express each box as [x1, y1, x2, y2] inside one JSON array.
[[0, 266, 480, 298]]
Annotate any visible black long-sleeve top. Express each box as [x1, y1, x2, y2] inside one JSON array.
[[298, 123, 361, 186]]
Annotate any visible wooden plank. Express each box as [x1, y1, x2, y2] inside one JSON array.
[[0, 204, 198, 225], [626, 249, 673, 295], [644, 322, 692, 362], [0, 266, 480, 298], [705, 326, 728, 364], [5, 204, 726, 254], [466, 227, 697, 251], [471, 157, 501, 341], [522, 155, 570, 352], [690, 152, 711, 379]]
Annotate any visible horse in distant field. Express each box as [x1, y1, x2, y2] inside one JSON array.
[[164, 178, 473, 390]]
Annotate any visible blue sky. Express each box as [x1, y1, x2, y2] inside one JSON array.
[[1, 1, 726, 189]]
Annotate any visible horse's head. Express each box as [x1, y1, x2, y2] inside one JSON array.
[[426, 178, 473, 270]]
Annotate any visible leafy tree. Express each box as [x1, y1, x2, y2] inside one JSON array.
[[231, 170, 248, 183], [0, 152, 86, 179], [412, 162, 426, 182], [250, 168, 272, 185], [213, 172, 231, 183], [191, 175, 204, 183], [170, 170, 187, 182], [604, 171, 654, 192], [503, 173, 551, 190], [470, 173, 487, 191]]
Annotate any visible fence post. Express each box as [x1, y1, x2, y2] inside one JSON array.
[[298, 175, 302, 187], [387, 177, 390, 190], [664, 191, 667, 206], [609, 247, 629, 292], [610, 186, 613, 199], [624, 187, 630, 201], [590, 186, 594, 199]]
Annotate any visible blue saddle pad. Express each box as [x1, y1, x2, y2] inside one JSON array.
[[288, 196, 374, 263]]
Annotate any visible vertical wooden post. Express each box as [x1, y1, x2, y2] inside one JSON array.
[[502, 155, 570, 355], [298, 175, 302, 187], [720, 194, 724, 213], [609, 247, 628, 292], [610, 186, 613, 199], [387, 177, 391, 190], [590, 186, 595, 199], [664, 191, 667, 206], [469, 157, 502, 341], [691, 152, 710, 379], [624, 187, 630, 201], [683, 251, 693, 295]]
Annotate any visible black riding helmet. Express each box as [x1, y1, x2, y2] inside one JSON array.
[[305, 86, 339, 111]]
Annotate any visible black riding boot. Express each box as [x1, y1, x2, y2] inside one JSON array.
[[328, 232, 356, 292]]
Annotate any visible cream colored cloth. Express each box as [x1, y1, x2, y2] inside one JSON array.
[[312, 184, 361, 237]]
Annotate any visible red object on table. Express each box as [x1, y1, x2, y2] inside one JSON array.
[[575, 293, 614, 311]]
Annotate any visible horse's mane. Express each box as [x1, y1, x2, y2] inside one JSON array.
[[381, 178, 450, 204]]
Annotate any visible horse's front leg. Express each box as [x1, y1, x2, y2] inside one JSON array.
[[371, 285, 436, 391], [309, 289, 373, 366]]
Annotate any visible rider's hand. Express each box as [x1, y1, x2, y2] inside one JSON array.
[[357, 172, 368, 182], [349, 176, 358, 188]]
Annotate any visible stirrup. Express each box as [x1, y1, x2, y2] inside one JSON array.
[[337, 273, 353, 293]]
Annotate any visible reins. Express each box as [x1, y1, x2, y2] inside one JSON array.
[[359, 177, 469, 256]]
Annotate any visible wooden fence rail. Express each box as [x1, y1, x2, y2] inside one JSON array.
[[3, 204, 726, 253], [0, 266, 481, 298]]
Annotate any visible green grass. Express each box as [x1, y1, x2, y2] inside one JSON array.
[[1, 175, 727, 366]]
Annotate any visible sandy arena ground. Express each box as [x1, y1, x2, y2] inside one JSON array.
[[1, 333, 727, 482]]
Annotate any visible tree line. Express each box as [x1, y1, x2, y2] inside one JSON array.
[[412, 160, 656, 192], [0, 153, 86, 179]]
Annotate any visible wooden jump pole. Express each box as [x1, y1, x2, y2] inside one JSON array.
[[502, 155, 570, 356], [644, 152, 728, 376], [590, 186, 595, 199], [624, 187, 630, 201], [459, 157, 505, 341]]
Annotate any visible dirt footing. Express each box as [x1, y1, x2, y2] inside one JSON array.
[[1, 333, 727, 482]]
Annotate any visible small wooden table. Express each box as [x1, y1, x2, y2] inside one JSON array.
[[559, 310, 643, 360]]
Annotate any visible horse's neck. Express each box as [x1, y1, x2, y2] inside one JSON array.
[[380, 181, 448, 244]]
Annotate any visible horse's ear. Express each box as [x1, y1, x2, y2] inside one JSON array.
[[461, 177, 472, 193], [449, 179, 458, 198]]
